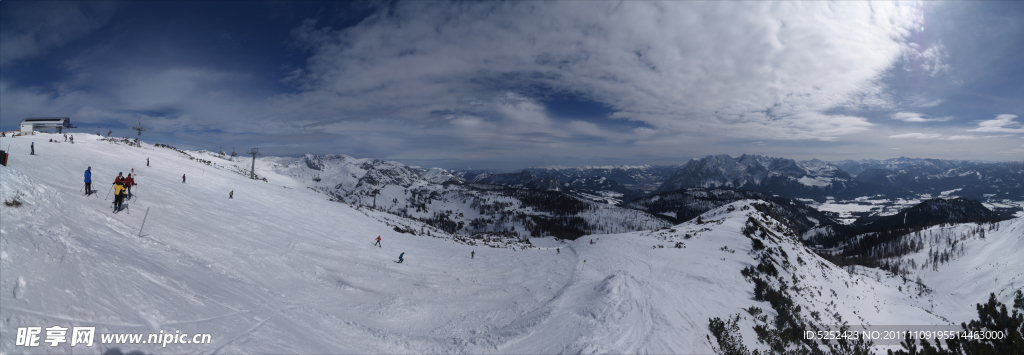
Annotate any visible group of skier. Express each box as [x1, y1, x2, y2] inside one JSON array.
[[109, 171, 137, 213], [83, 162, 139, 213]]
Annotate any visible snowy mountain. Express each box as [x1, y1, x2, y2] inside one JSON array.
[[853, 198, 1004, 231], [522, 164, 682, 193], [849, 161, 1024, 204], [653, 154, 900, 201], [834, 157, 971, 177], [455, 170, 565, 191], [2, 133, 1021, 354], [623, 187, 842, 241], [269, 154, 669, 240]]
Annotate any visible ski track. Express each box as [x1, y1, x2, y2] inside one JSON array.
[[0, 133, 1020, 354]]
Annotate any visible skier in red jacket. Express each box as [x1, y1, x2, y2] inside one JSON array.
[[124, 174, 136, 199], [374, 235, 382, 248]]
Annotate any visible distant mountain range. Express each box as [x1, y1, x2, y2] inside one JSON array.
[[841, 158, 1024, 200], [651, 154, 908, 201]]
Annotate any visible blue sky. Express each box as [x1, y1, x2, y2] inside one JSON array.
[[2, 1, 1022, 170]]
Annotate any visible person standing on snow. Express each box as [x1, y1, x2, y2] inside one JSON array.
[[114, 172, 124, 184], [557, 247, 560, 254], [113, 180, 126, 212], [147, 157, 149, 166], [229, 190, 233, 199], [398, 252, 405, 263], [84, 167, 92, 195], [471, 250, 475, 259], [70, 135, 73, 144], [182, 174, 186, 183], [374, 235, 382, 248], [124, 174, 136, 199], [30, 142, 34, 155]]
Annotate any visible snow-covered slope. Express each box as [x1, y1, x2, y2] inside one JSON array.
[[1, 133, 1019, 354]]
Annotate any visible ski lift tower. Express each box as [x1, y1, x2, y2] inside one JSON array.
[[131, 117, 146, 147], [248, 147, 261, 179], [230, 147, 237, 162]]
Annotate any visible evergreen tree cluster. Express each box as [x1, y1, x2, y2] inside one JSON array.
[[887, 290, 1024, 355]]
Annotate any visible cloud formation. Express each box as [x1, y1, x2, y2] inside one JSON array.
[[5, 1, 1019, 167], [287, 1, 921, 143], [969, 114, 1024, 134], [890, 133, 943, 139], [0, 2, 120, 64], [891, 112, 954, 122]]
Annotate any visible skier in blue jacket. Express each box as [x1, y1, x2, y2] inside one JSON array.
[[398, 252, 405, 263], [84, 167, 92, 195]]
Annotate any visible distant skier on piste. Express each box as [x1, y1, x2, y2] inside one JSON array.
[[182, 174, 186, 183], [374, 235, 382, 248], [113, 180, 126, 213], [397, 252, 405, 263], [471, 250, 475, 259], [84, 167, 92, 195], [230, 190, 234, 199]]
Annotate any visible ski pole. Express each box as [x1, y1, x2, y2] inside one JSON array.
[[105, 184, 114, 199]]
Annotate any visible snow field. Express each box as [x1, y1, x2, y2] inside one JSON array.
[[1, 132, 1020, 354]]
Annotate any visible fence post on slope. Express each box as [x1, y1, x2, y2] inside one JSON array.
[[138, 207, 150, 238]]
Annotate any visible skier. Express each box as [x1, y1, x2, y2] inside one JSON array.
[[471, 250, 475, 259], [112, 180, 126, 213], [114, 172, 124, 184], [84, 167, 92, 196], [374, 235, 382, 248], [70, 135, 73, 144], [182, 174, 186, 183], [590, 239, 593, 245], [557, 247, 560, 254], [147, 157, 149, 166], [30, 142, 34, 155], [397, 252, 405, 263], [229, 190, 234, 199], [124, 174, 136, 199], [64, 134, 67, 142]]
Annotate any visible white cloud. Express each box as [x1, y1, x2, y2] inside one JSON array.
[[888, 133, 975, 140], [969, 114, 1024, 134], [890, 112, 954, 122], [890, 133, 942, 139]]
